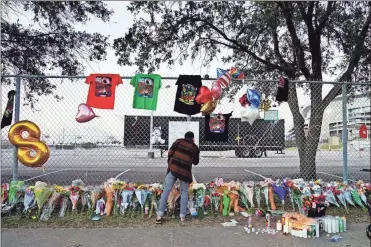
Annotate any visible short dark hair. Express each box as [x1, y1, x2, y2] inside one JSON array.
[[184, 131, 194, 139]]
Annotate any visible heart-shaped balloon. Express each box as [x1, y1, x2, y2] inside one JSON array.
[[76, 103, 98, 123], [201, 100, 217, 115], [195, 86, 212, 104], [211, 81, 222, 100], [241, 106, 259, 125], [247, 89, 261, 108]]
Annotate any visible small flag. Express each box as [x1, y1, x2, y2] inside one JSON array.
[[217, 71, 231, 87], [216, 68, 228, 78]]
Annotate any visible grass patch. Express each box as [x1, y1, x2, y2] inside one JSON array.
[[320, 143, 343, 150]]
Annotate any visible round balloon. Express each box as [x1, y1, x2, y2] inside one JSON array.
[[76, 103, 98, 123], [8, 121, 50, 167], [211, 81, 222, 100], [247, 89, 261, 108], [201, 100, 217, 115]]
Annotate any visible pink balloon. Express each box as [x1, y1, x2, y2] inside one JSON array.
[[211, 81, 222, 100], [75, 103, 98, 123]]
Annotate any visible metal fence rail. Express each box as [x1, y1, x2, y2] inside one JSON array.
[[1, 75, 370, 185]]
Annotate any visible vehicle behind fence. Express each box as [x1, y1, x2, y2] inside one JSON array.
[[1, 76, 370, 185]]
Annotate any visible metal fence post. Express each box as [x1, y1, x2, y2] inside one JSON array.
[[12, 76, 21, 181], [148, 110, 154, 159], [342, 83, 348, 184]]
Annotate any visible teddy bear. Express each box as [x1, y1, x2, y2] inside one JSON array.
[[151, 127, 165, 145]]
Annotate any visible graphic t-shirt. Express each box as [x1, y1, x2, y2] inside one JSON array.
[[174, 75, 202, 115], [204, 112, 232, 142], [85, 74, 123, 109], [130, 74, 161, 110]]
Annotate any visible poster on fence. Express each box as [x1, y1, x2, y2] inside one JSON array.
[[168, 121, 199, 146]]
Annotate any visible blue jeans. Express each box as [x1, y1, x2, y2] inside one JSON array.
[[157, 172, 189, 218]]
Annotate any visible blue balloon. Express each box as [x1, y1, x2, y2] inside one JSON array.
[[247, 89, 260, 108]]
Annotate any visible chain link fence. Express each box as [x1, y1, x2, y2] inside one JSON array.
[[1, 76, 370, 185]]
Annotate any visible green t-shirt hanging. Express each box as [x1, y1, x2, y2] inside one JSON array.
[[130, 74, 161, 110]]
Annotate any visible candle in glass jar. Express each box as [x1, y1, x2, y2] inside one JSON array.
[[276, 220, 282, 231], [342, 216, 347, 231], [283, 225, 289, 234], [332, 217, 337, 233]]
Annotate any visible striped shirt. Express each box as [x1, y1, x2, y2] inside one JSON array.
[[167, 138, 200, 182]]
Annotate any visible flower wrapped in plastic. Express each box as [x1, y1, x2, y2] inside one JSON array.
[[273, 180, 288, 210], [148, 183, 162, 218], [350, 188, 366, 209], [343, 189, 355, 206], [58, 187, 70, 218], [34, 182, 53, 218], [120, 189, 134, 215], [135, 188, 149, 217], [292, 187, 304, 214], [335, 188, 348, 211], [81, 187, 92, 215], [22, 187, 36, 217], [104, 183, 115, 216], [91, 187, 102, 213], [242, 181, 255, 208], [254, 182, 262, 210], [69, 185, 81, 212], [40, 190, 60, 221], [111, 180, 125, 215], [324, 188, 340, 207], [228, 190, 242, 214], [8, 180, 24, 205], [1, 183, 9, 204], [211, 192, 221, 214]]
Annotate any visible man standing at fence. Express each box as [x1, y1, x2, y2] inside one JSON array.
[[156, 131, 200, 224]]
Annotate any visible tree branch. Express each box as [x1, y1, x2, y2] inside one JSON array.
[[322, 3, 371, 106], [278, 2, 311, 79], [316, 2, 336, 33]]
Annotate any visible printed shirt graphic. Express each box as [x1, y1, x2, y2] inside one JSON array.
[[204, 112, 232, 142], [85, 74, 123, 109], [131, 74, 161, 111], [174, 75, 202, 115]]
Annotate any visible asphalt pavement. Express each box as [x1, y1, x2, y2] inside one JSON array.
[[1, 148, 370, 185], [2, 224, 371, 247]]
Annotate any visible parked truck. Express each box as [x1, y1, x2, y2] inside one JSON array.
[[124, 115, 285, 158]]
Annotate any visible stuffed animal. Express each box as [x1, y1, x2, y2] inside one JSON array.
[[151, 127, 165, 144]]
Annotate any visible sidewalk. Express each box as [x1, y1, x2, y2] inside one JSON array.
[[2, 224, 370, 247]]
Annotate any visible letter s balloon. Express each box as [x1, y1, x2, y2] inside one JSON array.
[[8, 121, 50, 167]]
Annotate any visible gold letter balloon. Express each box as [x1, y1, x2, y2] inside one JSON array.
[[8, 121, 50, 167]]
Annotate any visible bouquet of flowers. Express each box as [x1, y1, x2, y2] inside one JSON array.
[[104, 183, 115, 216], [241, 181, 255, 208], [254, 182, 262, 210], [167, 185, 180, 218], [22, 187, 36, 218], [2, 183, 9, 204], [40, 189, 60, 221], [91, 187, 102, 214], [8, 180, 24, 205], [34, 181, 53, 218], [135, 188, 149, 218], [58, 186, 70, 218], [111, 180, 125, 215], [350, 188, 366, 209], [69, 179, 84, 212], [148, 183, 162, 218], [324, 184, 340, 207], [81, 187, 92, 215], [273, 180, 288, 210], [194, 184, 206, 219], [211, 192, 221, 215], [120, 188, 134, 215]]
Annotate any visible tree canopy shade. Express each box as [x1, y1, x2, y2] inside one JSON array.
[[114, 1, 371, 179], [1, 1, 113, 106]]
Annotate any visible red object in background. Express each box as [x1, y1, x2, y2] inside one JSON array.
[[359, 124, 368, 139]]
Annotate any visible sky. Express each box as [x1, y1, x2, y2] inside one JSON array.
[[1, 2, 343, 144]]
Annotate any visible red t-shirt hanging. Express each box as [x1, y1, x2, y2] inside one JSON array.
[[85, 74, 123, 109]]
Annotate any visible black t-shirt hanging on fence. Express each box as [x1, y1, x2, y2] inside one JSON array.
[[174, 75, 202, 115], [204, 112, 232, 142], [275, 77, 289, 102]]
